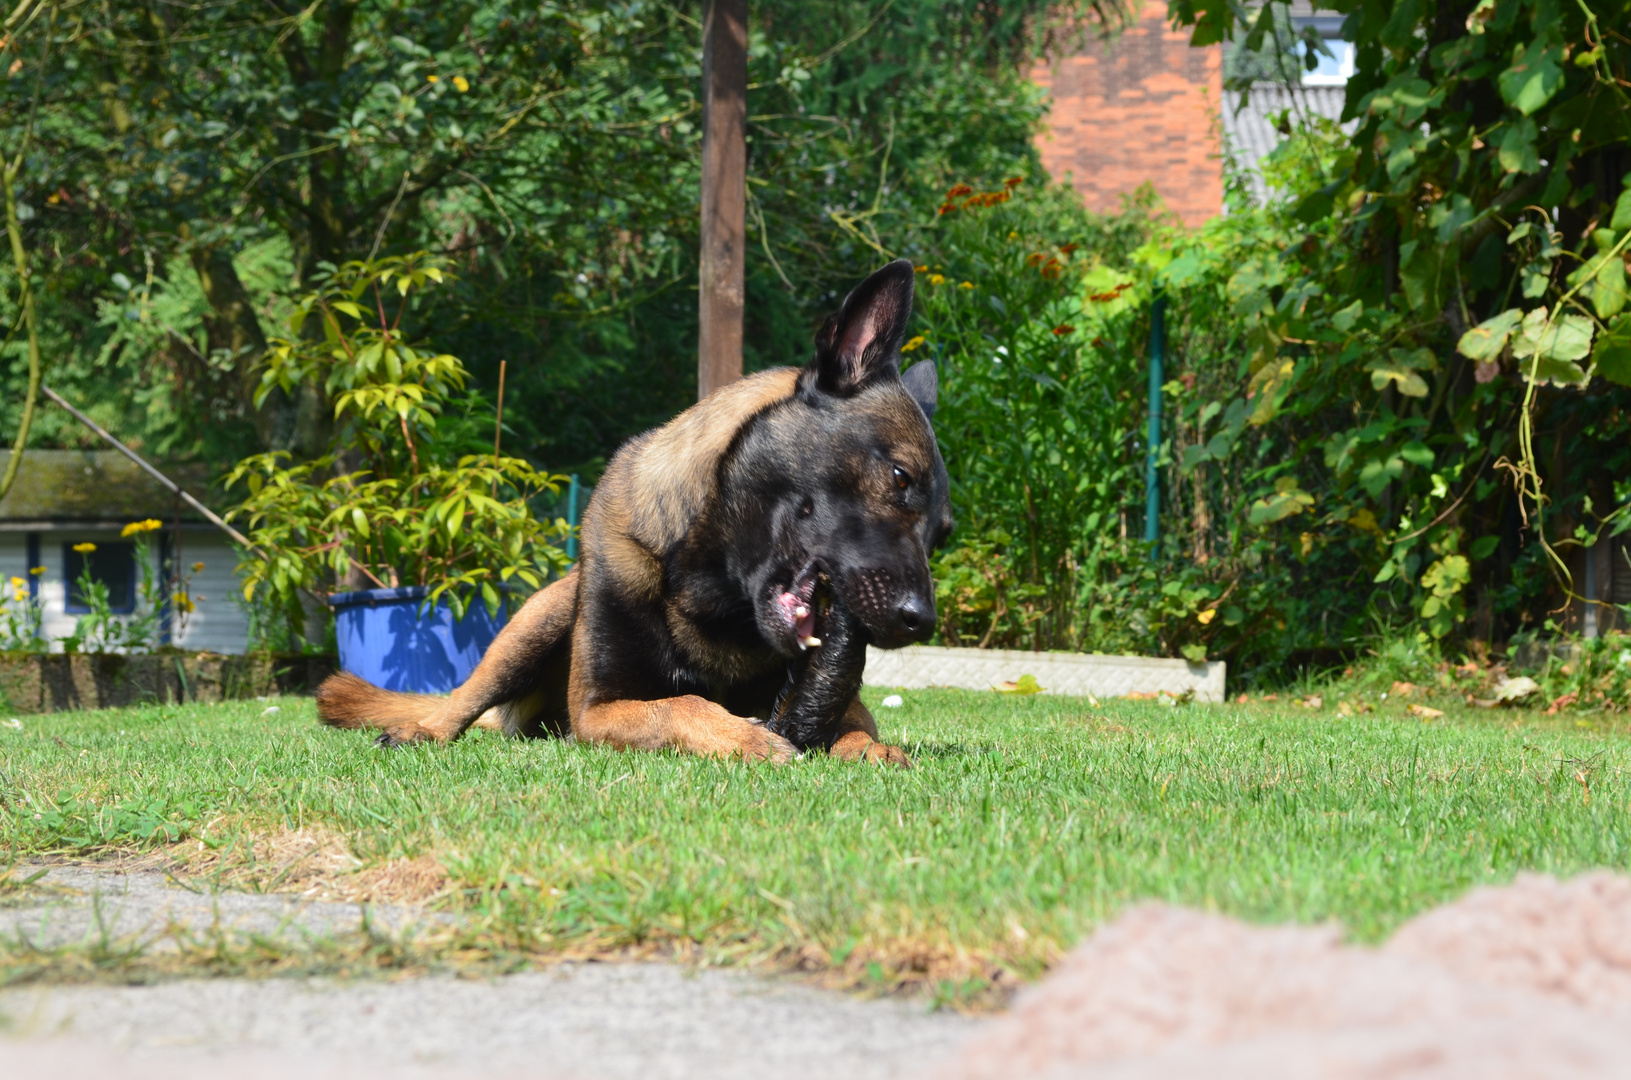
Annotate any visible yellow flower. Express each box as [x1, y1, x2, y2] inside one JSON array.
[[427, 74, 440, 83], [174, 592, 196, 614], [12, 590, 24, 603], [192, 561, 206, 573], [928, 274, 945, 286], [901, 335, 926, 353], [73, 542, 96, 554], [122, 518, 163, 537], [29, 565, 45, 575], [958, 281, 974, 289], [453, 75, 470, 92], [913, 264, 928, 273], [8, 576, 21, 588], [1197, 608, 1216, 625]]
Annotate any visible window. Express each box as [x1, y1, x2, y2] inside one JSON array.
[[64, 541, 137, 614], [1296, 38, 1356, 85]]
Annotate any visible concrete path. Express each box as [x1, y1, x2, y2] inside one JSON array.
[[0, 863, 981, 1080]]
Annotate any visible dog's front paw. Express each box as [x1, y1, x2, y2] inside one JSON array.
[[742, 728, 797, 764], [829, 731, 912, 767]]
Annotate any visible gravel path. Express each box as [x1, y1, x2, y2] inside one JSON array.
[[0, 863, 981, 1080]]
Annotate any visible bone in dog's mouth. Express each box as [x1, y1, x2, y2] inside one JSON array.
[[775, 563, 825, 650]]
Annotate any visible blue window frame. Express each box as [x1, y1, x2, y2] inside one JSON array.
[[64, 541, 137, 614]]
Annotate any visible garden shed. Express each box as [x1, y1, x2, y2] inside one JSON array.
[[0, 450, 250, 653]]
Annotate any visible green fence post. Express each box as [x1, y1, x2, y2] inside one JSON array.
[[1145, 294, 1166, 551]]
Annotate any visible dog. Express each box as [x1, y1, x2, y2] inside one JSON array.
[[314, 258, 952, 765]]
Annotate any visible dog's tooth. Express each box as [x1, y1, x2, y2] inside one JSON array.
[[794, 605, 809, 618], [804, 636, 822, 648]]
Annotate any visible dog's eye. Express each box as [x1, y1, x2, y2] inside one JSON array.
[[799, 496, 814, 517], [892, 466, 911, 490]]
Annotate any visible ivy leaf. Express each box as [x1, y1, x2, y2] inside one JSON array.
[[1497, 117, 1540, 174], [1498, 40, 1564, 116], [1593, 315, 1631, 386], [1457, 308, 1523, 361], [1248, 476, 1315, 526], [1611, 181, 1631, 231], [1510, 306, 1592, 361], [1366, 347, 1436, 397]]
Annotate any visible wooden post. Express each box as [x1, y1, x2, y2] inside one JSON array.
[[698, 0, 746, 400]]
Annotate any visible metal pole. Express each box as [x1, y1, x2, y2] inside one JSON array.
[[697, 0, 747, 400], [1144, 294, 1166, 550], [40, 385, 259, 552]]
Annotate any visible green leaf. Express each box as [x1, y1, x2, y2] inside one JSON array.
[[1470, 535, 1500, 560], [1593, 315, 1631, 385], [1366, 348, 1436, 397], [1400, 441, 1434, 467], [1457, 308, 1523, 361], [1612, 181, 1631, 231], [1248, 478, 1314, 526], [1498, 40, 1564, 116], [1180, 644, 1208, 663], [1511, 307, 1593, 362], [1497, 117, 1540, 174], [1524, 355, 1588, 386]]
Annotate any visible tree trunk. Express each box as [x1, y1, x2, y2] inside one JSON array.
[[698, 0, 746, 401]]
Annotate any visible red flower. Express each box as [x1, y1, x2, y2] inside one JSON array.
[[1052, 325, 1076, 336], [1003, 176, 1025, 189], [946, 184, 974, 198]]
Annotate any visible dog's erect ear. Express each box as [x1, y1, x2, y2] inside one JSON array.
[[900, 360, 938, 421], [804, 259, 916, 397]]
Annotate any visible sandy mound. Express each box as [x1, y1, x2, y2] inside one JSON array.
[[933, 873, 1631, 1079]]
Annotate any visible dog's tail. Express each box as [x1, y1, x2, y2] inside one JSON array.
[[315, 673, 449, 734], [314, 570, 580, 744]]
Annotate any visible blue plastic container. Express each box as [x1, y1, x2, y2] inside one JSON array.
[[329, 586, 507, 693]]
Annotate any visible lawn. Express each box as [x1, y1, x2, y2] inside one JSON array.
[[3, 688, 1629, 996]]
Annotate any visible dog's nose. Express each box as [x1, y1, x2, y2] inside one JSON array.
[[895, 596, 932, 641]]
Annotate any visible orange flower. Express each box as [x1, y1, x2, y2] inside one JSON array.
[[1003, 176, 1024, 189], [1052, 325, 1076, 336], [946, 184, 974, 198]]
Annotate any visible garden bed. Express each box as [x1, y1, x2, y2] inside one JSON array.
[[0, 652, 336, 714]]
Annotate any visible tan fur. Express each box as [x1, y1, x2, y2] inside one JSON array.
[[624, 368, 799, 551], [829, 699, 912, 766], [313, 364, 911, 767], [316, 571, 579, 743], [574, 695, 795, 762]]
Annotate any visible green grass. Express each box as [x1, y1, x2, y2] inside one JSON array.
[[2, 689, 1629, 995]]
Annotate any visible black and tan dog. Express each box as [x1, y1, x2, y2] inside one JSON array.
[[315, 259, 951, 765]]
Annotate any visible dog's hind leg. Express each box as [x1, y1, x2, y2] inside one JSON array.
[[316, 570, 578, 744]]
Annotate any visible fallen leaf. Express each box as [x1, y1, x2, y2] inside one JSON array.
[[995, 674, 1044, 695], [1545, 691, 1579, 715], [1494, 676, 1541, 704], [1390, 681, 1419, 698], [1407, 703, 1444, 720]]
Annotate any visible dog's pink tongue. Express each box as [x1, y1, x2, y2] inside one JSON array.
[[778, 591, 817, 639]]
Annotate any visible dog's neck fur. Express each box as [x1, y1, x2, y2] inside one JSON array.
[[584, 367, 803, 682]]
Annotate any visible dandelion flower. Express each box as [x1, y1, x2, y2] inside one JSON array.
[[928, 274, 945, 286], [453, 75, 470, 92], [121, 518, 163, 537], [427, 74, 440, 83], [29, 565, 45, 575], [901, 335, 926, 353], [959, 281, 974, 289], [73, 542, 96, 554], [8, 576, 21, 588]]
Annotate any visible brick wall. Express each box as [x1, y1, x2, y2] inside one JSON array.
[[1033, 0, 1223, 227]]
